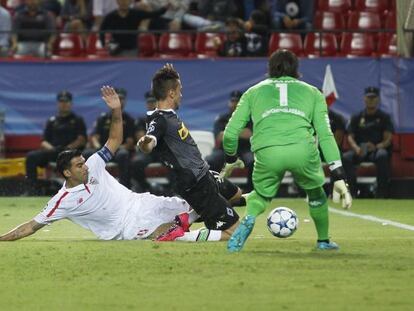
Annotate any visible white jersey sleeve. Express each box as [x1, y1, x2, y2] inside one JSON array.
[[34, 190, 70, 225], [86, 146, 114, 174]]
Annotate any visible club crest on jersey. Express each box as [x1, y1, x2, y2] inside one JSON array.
[[178, 122, 189, 140]]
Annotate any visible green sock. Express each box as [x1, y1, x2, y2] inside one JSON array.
[[246, 191, 270, 217], [306, 187, 329, 241]]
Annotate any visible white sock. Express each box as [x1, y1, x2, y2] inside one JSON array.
[[176, 228, 222, 242], [187, 209, 200, 224]]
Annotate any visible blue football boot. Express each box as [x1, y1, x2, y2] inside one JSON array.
[[227, 215, 256, 253]]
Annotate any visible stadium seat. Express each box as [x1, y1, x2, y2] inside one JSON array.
[[354, 0, 389, 14], [304, 33, 338, 57], [385, 10, 396, 29], [268, 33, 303, 56], [137, 33, 157, 57], [53, 33, 84, 58], [158, 33, 193, 58], [194, 32, 225, 58], [190, 130, 215, 160], [86, 33, 109, 58], [313, 11, 346, 31], [340, 32, 376, 57], [347, 11, 381, 30], [317, 0, 352, 13], [377, 33, 397, 56]]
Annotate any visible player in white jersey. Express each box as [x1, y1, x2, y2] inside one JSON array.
[[0, 86, 243, 242]]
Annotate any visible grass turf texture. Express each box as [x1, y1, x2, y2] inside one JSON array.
[[0, 197, 413, 311]]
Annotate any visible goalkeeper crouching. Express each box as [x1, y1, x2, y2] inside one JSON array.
[[222, 49, 352, 252]]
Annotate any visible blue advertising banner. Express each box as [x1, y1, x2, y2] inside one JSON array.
[[0, 58, 412, 134]]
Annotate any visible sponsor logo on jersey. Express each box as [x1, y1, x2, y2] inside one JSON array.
[[147, 120, 156, 133], [178, 122, 189, 140]]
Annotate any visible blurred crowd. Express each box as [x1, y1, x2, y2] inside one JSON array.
[[0, 0, 316, 57]]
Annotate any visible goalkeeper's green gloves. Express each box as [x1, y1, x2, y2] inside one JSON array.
[[219, 154, 245, 179], [330, 164, 352, 209]]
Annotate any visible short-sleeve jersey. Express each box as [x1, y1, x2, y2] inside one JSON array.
[[43, 112, 86, 148], [145, 109, 209, 190], [347, 109, 394, 145], [223, 76, 341, 164], [34, 147, 134, 240]]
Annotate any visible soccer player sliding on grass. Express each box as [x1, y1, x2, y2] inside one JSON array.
[[222, 49, 352, 252], [0, 86, 242, 242]]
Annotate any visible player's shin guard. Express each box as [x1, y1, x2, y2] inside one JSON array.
[[306, 187, 329, 241], [246, 191, 270, 217]]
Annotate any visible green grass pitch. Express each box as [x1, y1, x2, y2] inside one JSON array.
[[0, 197, 413, 311]]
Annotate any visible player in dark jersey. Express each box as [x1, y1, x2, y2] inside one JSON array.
[[138, 63, 240, 242]]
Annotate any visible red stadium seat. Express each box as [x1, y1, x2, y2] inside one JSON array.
[[86, 33, 109, 58], [317, 0, 352, 13], [347, 11, 381, 30], [377, 33, 397, 56], [385, 10, 396, 29], [158, 33, 193, 58], [194, 32, 225, 58], [138, 33, 157, 57], [313, 11, 346, 31], [304, 33, 338, 57], [54, 33, 84, 57], [268, 33, 303, 56], [340, 32, 376, 57], [354, 0, 389, 13]]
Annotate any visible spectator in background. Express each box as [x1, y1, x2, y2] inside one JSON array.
[[216, 18, 247, 57], [269, 0, 314, 31], [198, 0, 238, 23], [100, 0, 167, 57], [235, 0, 270, 21], [139, 0, 189, 31], [206, 91, 254, 192], [130, 91, 159, 193], [42, 0, 62, 18], [84, 88, 136, 188], [25, 91, 87, 194], [92, 0, 118, 30], [11, 0, 56, 58], [328, 108, 346, 149], [243, 9, 268, 56], [0, 4, 11, 57], [61, 0, 93, 34], [343, 87, 394, 198]]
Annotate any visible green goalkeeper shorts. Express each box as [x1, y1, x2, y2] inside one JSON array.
[[253, 141, 325, 198]]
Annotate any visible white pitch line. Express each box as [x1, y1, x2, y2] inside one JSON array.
[[329, 207, 414, 231]]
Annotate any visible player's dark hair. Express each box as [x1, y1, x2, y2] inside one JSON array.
[[268, 49, 299, 79], [56, 149, 82, 178], [152, 66, 180, 101]]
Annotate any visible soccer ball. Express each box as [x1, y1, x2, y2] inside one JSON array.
[[267, 207, 298, 238]]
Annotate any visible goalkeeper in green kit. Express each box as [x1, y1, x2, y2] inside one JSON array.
[[222, 50, 352, 252]]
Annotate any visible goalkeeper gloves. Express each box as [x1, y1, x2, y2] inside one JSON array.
[[219, 154, 245, 179], [330, 165, 352, 209]]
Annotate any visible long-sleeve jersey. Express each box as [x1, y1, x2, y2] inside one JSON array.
[[223, 76, 341, 164]]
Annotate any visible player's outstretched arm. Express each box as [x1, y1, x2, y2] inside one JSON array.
[[0, 220, 45, 241], [101, 86, 123, 155]]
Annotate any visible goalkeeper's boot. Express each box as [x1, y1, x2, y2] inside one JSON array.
[[316, 240, 339, 250], [227, 215, 256, 253], [175, 213, 190, 232], [156, 224, 185, 241]]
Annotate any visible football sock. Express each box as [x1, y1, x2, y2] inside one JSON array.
[[187, 209, 200, 224], [246, 191, 270, 217], [176, 228, 222, 242], [306, 187, 329, 241]]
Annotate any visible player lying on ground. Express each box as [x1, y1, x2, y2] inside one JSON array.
[[222, 49, 352, 252], [0, 87, 243, 242]]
